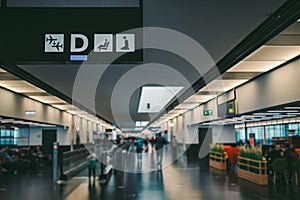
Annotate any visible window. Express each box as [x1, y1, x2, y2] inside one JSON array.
[[0, 127, 29, 146], [236, 122, 300, 145], [236, 128, 246, 143]]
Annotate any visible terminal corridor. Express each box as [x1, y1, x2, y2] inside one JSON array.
[[1, 148, 300, 200], [1, 1, 300, 200]]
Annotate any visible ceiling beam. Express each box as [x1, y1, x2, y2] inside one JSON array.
[[149, 0, 300, 126]]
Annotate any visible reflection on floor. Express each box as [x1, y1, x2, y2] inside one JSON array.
[[1, 150, 300, 200]]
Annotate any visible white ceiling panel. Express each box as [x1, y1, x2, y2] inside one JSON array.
[[183, 94, 216, 103], [175, 103, 199, 110], [0, 80, 45, 93], [199, 79, 248, 93], [168, 110, 185, 114], [164, 114, 180, 120], [282, 21, 300, 34], [51, 104, 74, 110], [29, 96, 66, 104], [244, 45, 300, 61], [228, 60, 285, 72]]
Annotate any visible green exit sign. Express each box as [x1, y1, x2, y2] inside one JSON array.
[[203, 110, 213, 116]]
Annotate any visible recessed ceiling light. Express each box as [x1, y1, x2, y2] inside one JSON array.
[[225, 119, 237, 122], [253, 115, 265, 118], [253, 112, 278, 116], [25, 110, 36, 116], [12, 121, 24, 124], [268, 110, 299, 113], [0, 80, 46, 93], [280, 114, 297, 118], [135, 121, 149, 127], [241, 115, 256, 118], [0, 119, 14, 123], [29, 96, 65, 104], [284, 107, 300, 110]]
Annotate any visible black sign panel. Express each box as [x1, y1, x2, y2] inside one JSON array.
[[0, 7, 143, 64], [6, 0, 140, 7], [217, 100, 237, 118]]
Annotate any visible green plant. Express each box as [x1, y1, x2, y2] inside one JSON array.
[[210, 143, 224, 153], [239, 146, 263, 161]]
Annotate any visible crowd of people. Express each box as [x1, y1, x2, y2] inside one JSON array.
[[0, 145, 45, 175], [84, 133, 177, 181], [132, 133, 178, 169], [264, 143, 298, 182], [114, 133, 179, 169], [236, 140, 299, 183]]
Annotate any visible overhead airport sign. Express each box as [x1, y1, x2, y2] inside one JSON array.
[[45, 34, 65, 52], [0, 7, 142, 64], [44, 33, 135, 54]]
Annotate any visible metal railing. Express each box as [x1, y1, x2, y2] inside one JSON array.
[[60, 148, 89, 180]]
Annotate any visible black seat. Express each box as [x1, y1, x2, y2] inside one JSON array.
[[271, 158, 289, 185]]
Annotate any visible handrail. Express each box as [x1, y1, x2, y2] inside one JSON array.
[[238, 156, 267, 175], [238, 156, 267, 163], [60, 147, 89, 180], [210, 151, 226, 157], [59, 141, 131, 181], [210, 151, 225, 155], [210, 151, 226, 161], [237, 156, 268, 185], [209, 151, 227, 170]]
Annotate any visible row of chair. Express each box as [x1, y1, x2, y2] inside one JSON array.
[[270, 158, 300, 185]]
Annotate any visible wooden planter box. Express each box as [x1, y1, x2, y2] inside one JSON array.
[[209, 151, 227, 170], [238, 156, 268, 185]]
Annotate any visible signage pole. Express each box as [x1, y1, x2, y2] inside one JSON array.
[[53, 142, 58, 184]]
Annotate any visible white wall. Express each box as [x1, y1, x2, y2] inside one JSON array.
[[0, 87, 100, 146], [171, 115, 198, 144], [184, 98, 218, 126], [0, 88, 72, 127], [160, 98, 220, 145], [211, 125, 236, 144], [236, 58, 300, 113], [157, 59, 300, 145], [157, 97, 238, 144], [27, 119, 97, 146], [28, 126, 70, 146], [29, 127, 42, 145]]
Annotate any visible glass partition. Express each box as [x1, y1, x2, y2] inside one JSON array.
[[236, 122, 300, 145]]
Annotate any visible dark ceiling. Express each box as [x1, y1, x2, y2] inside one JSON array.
[[13, 0, 292, 129]]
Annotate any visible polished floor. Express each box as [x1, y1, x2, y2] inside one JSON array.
[[1, 150, 300, 200]]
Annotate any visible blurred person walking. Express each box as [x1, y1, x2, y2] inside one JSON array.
[[155, 133, 166, 169], [171, 136, 178, 160], [87, 148, 97, 182]]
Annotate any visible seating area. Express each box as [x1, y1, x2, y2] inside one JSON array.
[[210, 143, 300, 186], [271, 158, 289, 185], [0, 145, 48, 175]]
